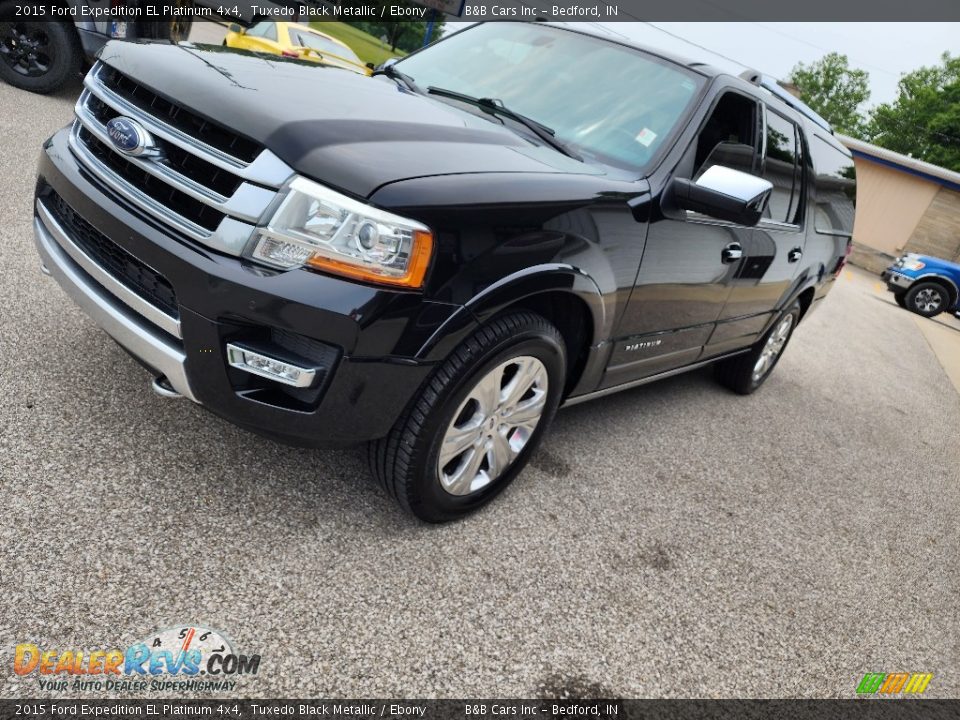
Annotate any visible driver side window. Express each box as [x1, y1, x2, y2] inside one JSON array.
[[693, 92, 760, 179]]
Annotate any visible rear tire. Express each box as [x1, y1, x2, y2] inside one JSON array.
[[714, 301, 801, 395], [905, 281, 949, 317], [369, 311, 566, 523], [0, 15, 81, 94]]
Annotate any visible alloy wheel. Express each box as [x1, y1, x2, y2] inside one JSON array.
[[752, 314, 794, 382], [437, 356, 549, 496], [914, 287, 943, 314]]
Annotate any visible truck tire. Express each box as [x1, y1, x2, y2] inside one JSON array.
[[894, 292, 907, 308], [714, 301, 802, 396], [369, 311, 566, 523], [904, 281, 949, 317], [0, 16, 81, 94]]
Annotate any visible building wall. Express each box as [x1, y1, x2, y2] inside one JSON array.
[[851, 158, 940, 254], [905, 187, 960, 263], [844, 157, 941, 272]]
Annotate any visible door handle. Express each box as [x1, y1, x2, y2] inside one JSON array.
[[788, 247, 803, 263], [721, 243, 743, 264]]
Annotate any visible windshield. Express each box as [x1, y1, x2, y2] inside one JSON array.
[[294, 31, 361, 64], [396, 23, 705, 171]]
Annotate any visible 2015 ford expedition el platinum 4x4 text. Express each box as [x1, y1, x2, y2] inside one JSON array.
[[33, 22, 857, 521]]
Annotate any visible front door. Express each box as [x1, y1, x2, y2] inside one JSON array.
[[603, 89, 762, 389]]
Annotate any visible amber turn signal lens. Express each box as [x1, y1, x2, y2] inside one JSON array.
[[306, 230, 434, 289]]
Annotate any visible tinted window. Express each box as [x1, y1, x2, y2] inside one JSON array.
[[396, 23, 705, 172], [811, 136, 856, 236], [763, 110, 801, 224], [246, 22, 277, 41], [694, 92, 759, 178]]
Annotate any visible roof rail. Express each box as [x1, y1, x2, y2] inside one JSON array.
[[738, 70, 834, 134]]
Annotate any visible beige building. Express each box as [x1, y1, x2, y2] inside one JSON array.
[[838, 135, 960, 273]]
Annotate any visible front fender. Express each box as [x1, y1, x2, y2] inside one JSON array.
[[415, 264, 607, 362]]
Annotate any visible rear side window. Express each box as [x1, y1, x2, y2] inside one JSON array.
[[811, 136, 856, 236], [247, 22, 277, 42], [762, 110, 803, 225], [294, 32, 361, 63]]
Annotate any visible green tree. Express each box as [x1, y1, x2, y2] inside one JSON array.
[[867, 53, 960, 172], [344, 4, 445, 53], [787, 52, 870, 136]]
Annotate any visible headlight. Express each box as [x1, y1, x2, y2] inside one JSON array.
[[900, 258, 925, 271], [249, 176, 434, 288]]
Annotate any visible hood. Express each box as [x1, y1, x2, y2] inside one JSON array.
[[97, 41, 608, 198], [911, 254, 960, 273]]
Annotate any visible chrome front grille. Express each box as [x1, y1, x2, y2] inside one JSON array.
[[70, 62, 292, 256]]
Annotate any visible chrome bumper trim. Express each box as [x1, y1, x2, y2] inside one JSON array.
[[34, 210, 198, 403], [887, 271, 913, 289], [36, 199, 182, 339]]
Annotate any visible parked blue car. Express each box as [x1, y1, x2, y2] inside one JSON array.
[[882, 253, 960, 318]]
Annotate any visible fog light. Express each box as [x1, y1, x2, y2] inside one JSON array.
[[226, 343, 319, 388]]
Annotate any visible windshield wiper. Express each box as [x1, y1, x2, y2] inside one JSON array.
[[426, 86, 582, 161], [373, 64, 423, 94]]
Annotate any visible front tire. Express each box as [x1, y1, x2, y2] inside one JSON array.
[[0, 16, 81, 94], [369, 312, 566, 522], [905, 281, 949, 317], [715, 301, 801, 395]]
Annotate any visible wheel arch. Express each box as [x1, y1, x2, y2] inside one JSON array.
[[912, 274, 959, 307], [796, 285, 816, 320], [416, 265, 609, 397]]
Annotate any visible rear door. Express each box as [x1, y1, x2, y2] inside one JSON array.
[[703, 105, 808, 356]]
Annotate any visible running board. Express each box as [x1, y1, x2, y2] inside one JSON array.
[[561, 349, 750, 408]]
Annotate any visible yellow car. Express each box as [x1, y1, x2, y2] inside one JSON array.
[[224, 21, 372, 76]]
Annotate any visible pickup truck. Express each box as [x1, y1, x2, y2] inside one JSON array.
[[32, 22, 856, 521], [882, 253, 960, 317]]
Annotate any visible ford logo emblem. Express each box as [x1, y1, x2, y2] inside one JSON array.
[[105, 116, 156, 157]]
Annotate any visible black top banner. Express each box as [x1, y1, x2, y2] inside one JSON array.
[[6, 0, 960, 22]]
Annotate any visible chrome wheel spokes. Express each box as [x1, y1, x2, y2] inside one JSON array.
[[438, 356, 549, 496], [914, 288, 942, 313], [752, 314, 794, 382]]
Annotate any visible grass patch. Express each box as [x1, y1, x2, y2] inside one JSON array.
[[310, 22, 406, 66]]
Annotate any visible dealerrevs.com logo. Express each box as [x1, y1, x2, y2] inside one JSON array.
[[14, 625, 261, 692]]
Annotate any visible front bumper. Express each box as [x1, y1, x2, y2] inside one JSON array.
[[34, 128, 467, 445], [884, 269, 914, 291]]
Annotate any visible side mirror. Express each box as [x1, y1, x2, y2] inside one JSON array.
[[228, 23, 243, 33], [366, 62, 375, 70], [377, 57, 400, 71], [671, 165, 772, 226]]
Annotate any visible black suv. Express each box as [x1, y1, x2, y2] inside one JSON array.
[[33, 22, 856, 521]]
